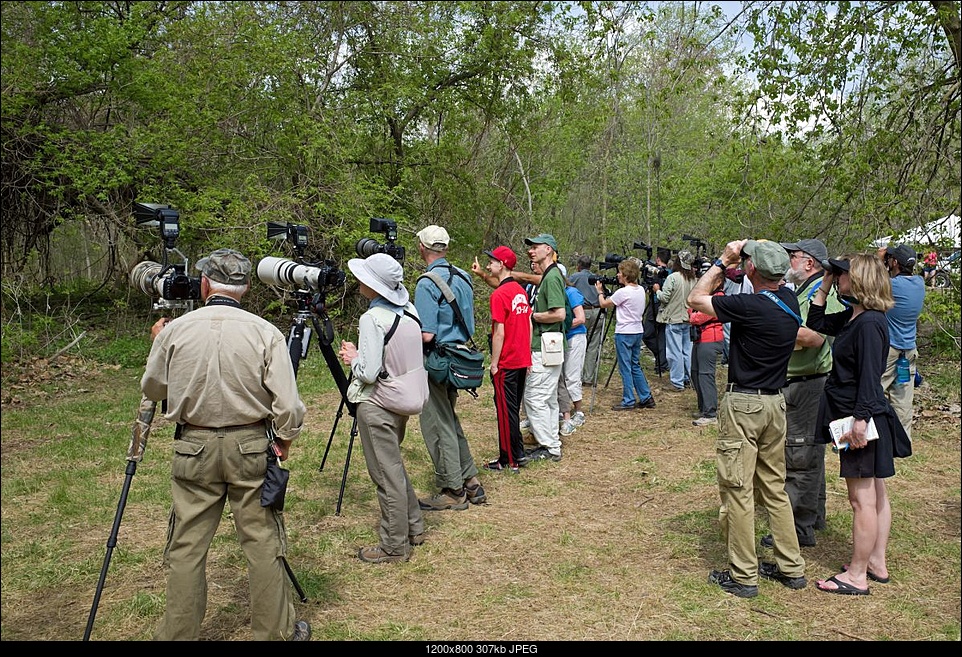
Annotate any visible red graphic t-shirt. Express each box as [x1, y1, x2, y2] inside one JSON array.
[[490, 277, 532, 370]]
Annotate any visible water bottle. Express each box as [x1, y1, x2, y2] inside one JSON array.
[[896, 351, 911, 385]]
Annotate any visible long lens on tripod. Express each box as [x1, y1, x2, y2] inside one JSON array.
[[129, 261, 165, 297], [257, 256, 322, 290]]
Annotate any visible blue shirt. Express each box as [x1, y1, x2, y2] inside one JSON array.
[[887, 274, 924, 350], [414, 259, 476, 343], [566, 286, 587, 339]]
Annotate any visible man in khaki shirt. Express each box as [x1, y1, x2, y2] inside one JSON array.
[[142, 248, 310, 641]]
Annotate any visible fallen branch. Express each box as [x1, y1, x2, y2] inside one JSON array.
[[50, 331, 86, 362]]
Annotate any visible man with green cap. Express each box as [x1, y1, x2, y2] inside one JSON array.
[[688, 239, 807, 599], [520, 233, 566, 462]]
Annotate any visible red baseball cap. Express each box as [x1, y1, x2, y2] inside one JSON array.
[[484, 246, 517, 270]]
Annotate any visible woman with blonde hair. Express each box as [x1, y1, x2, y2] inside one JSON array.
[[806, 253, 912, 595]]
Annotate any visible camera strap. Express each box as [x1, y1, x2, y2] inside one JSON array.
[[205, 295, 241, 309]]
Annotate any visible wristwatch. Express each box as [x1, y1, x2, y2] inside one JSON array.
[[713, 258, 725, 269]]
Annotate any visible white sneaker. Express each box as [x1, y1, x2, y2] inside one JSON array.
[[571, 411, 586, 427], [560, 419, 577, 436], [693, 416, 717, 427]]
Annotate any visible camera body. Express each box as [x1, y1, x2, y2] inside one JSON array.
[[130, 202, 202, 310], [356, 218, 405, 263], [130, 261, 202, 302]]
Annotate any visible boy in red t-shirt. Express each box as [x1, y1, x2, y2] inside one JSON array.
[[478, 246, 532, 471]]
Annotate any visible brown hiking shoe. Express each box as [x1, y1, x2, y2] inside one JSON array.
[[409, 532, 426, 546], [418, 489, 469, 511], [358, 545, 410, 564]]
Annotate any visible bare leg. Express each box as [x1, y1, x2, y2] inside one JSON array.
[[866, 478, 891, 580], [818, 477, 874, 591]]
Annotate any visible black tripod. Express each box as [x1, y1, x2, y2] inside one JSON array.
[[284, 289, 358, 516], [586, 303, 614, 412]]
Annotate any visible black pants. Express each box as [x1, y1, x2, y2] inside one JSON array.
[[491, 367, 527, 466]]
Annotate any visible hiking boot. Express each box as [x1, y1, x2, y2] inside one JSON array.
[[290, 620, 312, 641], [708, 569, 758, 598], [571, 411, 586, 427], [636, 396, 657, 409], [611, 403, 635, 411], [419, 489, 469, 511], [759, 562, 807, 590], [409, 533, 425, 546], [525, 446, 562, 462], [560, 419, 577, 436], [693, 416, 717, 427], [760, 534, 774, 549], [465, 481, 487, 505], [358, 545, 410, 564]]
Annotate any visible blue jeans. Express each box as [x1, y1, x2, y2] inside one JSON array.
[[665, 323, 692, 389], [615, 333, 653, 406]]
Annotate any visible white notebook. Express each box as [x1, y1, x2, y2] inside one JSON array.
[[829, 416, 879, 451]]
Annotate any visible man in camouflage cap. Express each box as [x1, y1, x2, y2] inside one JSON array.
[[143, 246, 310, 640], [195, 248, 252, 285]]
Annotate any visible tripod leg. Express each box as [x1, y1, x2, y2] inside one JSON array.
[[335, 416, 358, 516], [319, 396, 345, 473], [588, 310, 608, 413], [280, 556, 308, 602]]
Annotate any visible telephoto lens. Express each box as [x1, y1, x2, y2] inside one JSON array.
[[257, 256, 322, 290], [129, 261, 165, 297]]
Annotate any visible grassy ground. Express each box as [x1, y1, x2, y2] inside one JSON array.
[[1, 345, 959, 642]]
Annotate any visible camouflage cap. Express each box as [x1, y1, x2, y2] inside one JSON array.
[[195, 248, 251, 285]]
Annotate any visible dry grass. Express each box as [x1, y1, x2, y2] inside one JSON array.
[[1, 356, 960, 641]]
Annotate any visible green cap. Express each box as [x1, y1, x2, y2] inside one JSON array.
[[524, 233, 559, 252], [742, 240, 789, 281]]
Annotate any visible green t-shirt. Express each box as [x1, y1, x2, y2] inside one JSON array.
[[530, 263, 567, 352], [787, 275, 844, 377]]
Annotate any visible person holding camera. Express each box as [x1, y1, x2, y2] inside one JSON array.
[[596, 258, 656, 411], [653, 250, 697, 391], [688, 239, 806, 598], [414, 225, 487, 510], [806, 254, 911, 595], [339, 253, 429, 563], [141, 248, 310, 641]]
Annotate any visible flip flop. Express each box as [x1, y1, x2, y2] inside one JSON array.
[[842, 563, 890, 584], [816, 575, 870, 596]]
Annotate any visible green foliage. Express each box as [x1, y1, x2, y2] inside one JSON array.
[[919, 287, 962, 358]]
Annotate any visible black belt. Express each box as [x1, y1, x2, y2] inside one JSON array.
[[786, 372, 829, 385], [726, 384, 781, 396], [182, 421, 265, 432]]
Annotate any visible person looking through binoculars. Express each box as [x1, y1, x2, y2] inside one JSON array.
[[141, 248, 310, 641]]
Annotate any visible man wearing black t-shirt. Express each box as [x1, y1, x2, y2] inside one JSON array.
[[688, 239, 807, 599]]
